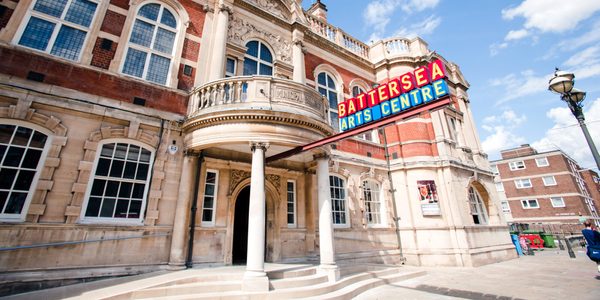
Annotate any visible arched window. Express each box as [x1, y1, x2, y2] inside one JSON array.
[[362, 180, 382, 225], [352, 85, 365, 98], [243, 40, 273, 76], [121, 3, 178, 85], [317, 72, 339, 131], [16, 0, 99, 61], [82, 142, 154, 223], [0, 124, 49, 220], [329, 175, 347, 225], [468, 186, 488, 224]]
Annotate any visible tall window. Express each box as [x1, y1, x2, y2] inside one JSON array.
[[329, 175, 347, 225], [84, 142, 153, 222], [0, 125, 48, 220], [287, 180, 296, 227], [362, 180, 382, 225], [495, 182, 504, 192], [317, 72, 339, 131], [468, 186, 488, 224], [243, 41, 273, 76], [501, 201, 511, 212], [201, 170, 218, 225], [225, 57, 236, 77], [16, 0, 98, 61], [122, 3, 178, 85], [448, 117, 463, 145]]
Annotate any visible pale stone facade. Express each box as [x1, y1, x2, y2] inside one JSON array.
[[0, 0, 515, 291]]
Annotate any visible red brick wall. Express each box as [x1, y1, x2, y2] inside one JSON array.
[[181, 0, 206, 37], [90, 38, 117, 70], [177, 63, 194, 91], [581, 170, 600, 214], [110, 0, 129, 10], [0, 46, 187, 114], [100, 10, 126, 37], [336, 139, 385, 160], [182, 39, 200, 62], [304, 52, 373, 94], [0, 6, 14, 31], [508, 195, 588, 219]]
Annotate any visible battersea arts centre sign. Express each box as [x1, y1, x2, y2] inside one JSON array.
[[338, 59, 450, 132]]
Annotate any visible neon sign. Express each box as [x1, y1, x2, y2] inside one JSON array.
[[338, 59, 450, 132]]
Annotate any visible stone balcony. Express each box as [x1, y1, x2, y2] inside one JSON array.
[[183, 76, 333, 157]]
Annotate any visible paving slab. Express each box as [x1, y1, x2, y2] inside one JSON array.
[[356, 249, 600, 300]]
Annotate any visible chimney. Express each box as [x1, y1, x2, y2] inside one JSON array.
[[307, 0, 327, 21]]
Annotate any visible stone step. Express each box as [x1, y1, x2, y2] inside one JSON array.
[[267, 265, 317, 280], [131, 280, 243, 299], [269, 272, 328, 290]]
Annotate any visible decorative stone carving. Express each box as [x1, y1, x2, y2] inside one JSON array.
[[229, 169, 251, 195], [266, 174, 281, 193], [228, 17, 292, 64], [244, 0, 283, 18]]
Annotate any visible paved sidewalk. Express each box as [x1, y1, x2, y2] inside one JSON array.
[[356, 249, 600, 300]]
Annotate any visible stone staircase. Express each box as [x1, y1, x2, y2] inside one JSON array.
[[90, 264, 425, 300]]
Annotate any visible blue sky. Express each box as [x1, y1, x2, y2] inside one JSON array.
[[302, 0, 600, 171]]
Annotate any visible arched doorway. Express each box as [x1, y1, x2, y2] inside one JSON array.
[[232, 186, 251, 264]]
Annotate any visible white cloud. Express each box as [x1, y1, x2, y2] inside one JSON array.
[[564, 46, 600, 67], [481, 110, 528, 157], [394, 15, 441, 38], [489, 42, 508, 56], [532, 98, 600, 170], [502, 0, 600, 33], [363, 0, 440, 42], [489, 70, 550, 105], [505, 29, 529, 41]]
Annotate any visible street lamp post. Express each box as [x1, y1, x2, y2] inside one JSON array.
[[548, 69, 600, 171]]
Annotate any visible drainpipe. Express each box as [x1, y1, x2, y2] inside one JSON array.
[[379, 127, 404, 261], [185, 151, 204, 268]]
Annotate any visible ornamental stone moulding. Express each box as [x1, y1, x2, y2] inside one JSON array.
[[228, 17, 292, 64], [244, 0, 284, 19]]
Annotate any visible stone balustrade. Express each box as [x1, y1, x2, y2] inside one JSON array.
[[383, 38, 410, 55], [188, 76, 329, 124], [306, 14, 369, 59]]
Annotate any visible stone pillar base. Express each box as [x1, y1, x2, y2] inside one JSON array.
[[166, 263, 186, 271], [242, 272, 270, 292], [319, 264, 340, 282]]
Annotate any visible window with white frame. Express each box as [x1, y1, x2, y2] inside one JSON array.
[[501, 201, 511, 212], [521, 199, 539, 209], [495, 182, 504, 192], [535, 157, 549, 167], [329, 175, 347, 225], [550, 197, 565, 208], [243, 40, 273, 76], [448, 116, 463, 145], [201, 170, 218, 225], [122, 3, 178, 85], [83, 142, 153, 222], [362, 180, 382, 225], [16, 0, 99, 61], [468, 186, 488, 224], [0, 124, 49, 220], [317, 72, 339, 131], [509, 161, 526, 170], [225, 57, 236, 77], [490, 165, 498, 175], [514, 178, 532, 189], [542, 176, 557, 186], [286, 180, 296, 227]]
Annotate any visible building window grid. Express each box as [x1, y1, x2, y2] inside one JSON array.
[[122, 3, 178, 85], [521, 199, 539, 209], [362, 180, 382, 225], [509, 161, 526, 170], [329, 175, 347, 225], [317, 72, 339, 132], [243, 40, 273, 76], [201, 170, 218, 225], [83, 142, 153, 222], [501, 201, 511, 212], [542, 176, 557, 186], [550, 197, 565, 208], [225, 57, 236, 77], [514, 178, 532, 189], [535, 157, 549, 167], [16, 0, 99, 61], [286, 180, 296, 227], [468, 186, 488, 224], [0, 125, 48, 219]]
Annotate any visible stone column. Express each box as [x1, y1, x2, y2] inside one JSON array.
[[208, 0, 232, 81], [316, 154, 340, 282], [243, 142, 269, 292], [168, 152, 198, 269], [292, 29, 306, 84]]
